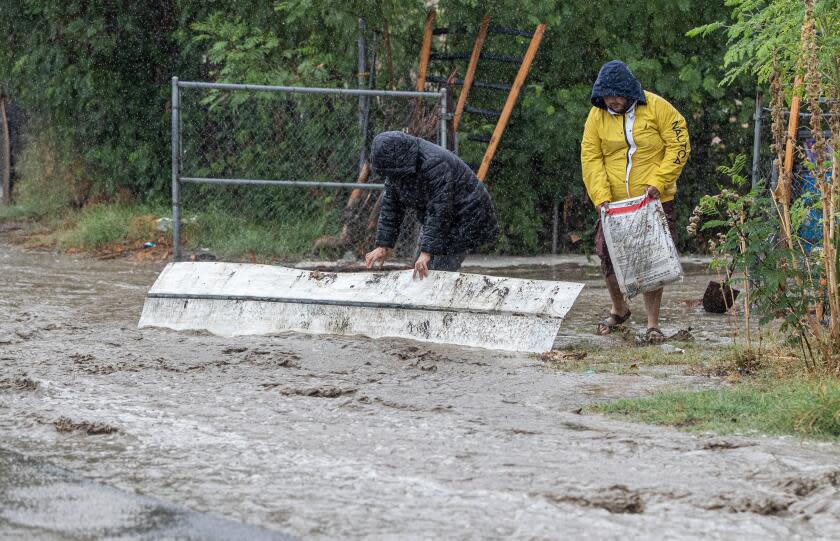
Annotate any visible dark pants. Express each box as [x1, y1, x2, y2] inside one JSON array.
[[414, 226, 467, 271], [428, 252, 467, 271], [594, 199, 677, 278], [413, 247, 466, 272]]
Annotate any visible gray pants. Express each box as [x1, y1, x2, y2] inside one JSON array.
[[428, 252, 467, 271], [413, 247, 466, 272]]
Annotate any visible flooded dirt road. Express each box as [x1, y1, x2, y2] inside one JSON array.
[[1, 243, 839, 540]]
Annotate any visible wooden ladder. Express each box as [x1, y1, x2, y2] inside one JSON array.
[[416, 11, 545, 183]]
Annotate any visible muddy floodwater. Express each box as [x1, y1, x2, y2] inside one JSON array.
[[1, 243, 838, 540]]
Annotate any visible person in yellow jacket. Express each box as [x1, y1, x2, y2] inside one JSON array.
[[580, 60, 690, 343]]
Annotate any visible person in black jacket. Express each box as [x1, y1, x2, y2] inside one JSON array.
[[364, 131, 499, 279]]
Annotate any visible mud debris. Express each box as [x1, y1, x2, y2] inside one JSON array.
[[187, 358, 232, 371], [262, 354, 301, 369], [392, 346, 421, 360], [53, 417, 119, 435], [668, 328, 695, 342], [308, 270, 337, 284], [391, 346, 449, 365], [15, 330, 36, 340], [364, 273, 386, 285], [544, 485, 645, 514], [0, 222, 23, 233], [776, 470, 840, 498], [80, 363, 130, 375], [151, 357, 186, 373], [357, 396, 423, 411], [509, 428, 542, 435], [71, 353, 157, 375], [262, 385, 356, 398], [245, 349, 288, 365], [354, 395, 453, 413], [701, 494, 794, 516], [0, 376, 39, 392], [559, 421, 594, 432], [72, 353, 132, 375], [537, 351, 587, 363], [700, 439, 755, 451]]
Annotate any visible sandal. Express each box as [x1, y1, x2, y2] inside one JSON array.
[[596, 310, 632, 336], [635, 327, 666, 346]]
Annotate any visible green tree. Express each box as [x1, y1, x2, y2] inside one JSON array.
[[435, 0, 755, 252], [0, 0, 758, 254]]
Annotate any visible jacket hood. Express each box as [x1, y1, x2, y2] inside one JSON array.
[[591, 60, 646, 109], [369, 131, 420, 178]]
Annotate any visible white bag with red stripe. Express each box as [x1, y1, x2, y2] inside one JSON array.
[[601, 194, 683, 299]]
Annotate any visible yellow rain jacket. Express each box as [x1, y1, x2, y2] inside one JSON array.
[[581, 63, 690, 207]]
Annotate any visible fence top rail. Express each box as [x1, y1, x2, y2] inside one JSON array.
[[176, 79, 445, 99], [179, 177, 386, 190]]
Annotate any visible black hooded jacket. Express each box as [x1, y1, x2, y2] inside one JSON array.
[[370, 131, 498, 255], [590, 60, 646, 109]]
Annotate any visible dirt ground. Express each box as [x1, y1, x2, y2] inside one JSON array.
[[1, 242, 839, 540]]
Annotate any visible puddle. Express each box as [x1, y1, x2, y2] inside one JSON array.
[[471, 261, 739, 347]]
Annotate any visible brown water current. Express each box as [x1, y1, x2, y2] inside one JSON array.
[[0, 242, 838, 540]]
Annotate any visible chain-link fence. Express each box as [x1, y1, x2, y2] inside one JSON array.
[[170, 79, 448, 264]]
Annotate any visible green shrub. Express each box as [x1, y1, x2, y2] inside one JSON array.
[[12, 131, 91, 218], [186, 208, 340, 261], [595, 377, 840, 440], [58, 204, 164, 251]]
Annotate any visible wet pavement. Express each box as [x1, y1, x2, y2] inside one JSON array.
[[1, 243, 839, 540], [0, 448, 294, 540]]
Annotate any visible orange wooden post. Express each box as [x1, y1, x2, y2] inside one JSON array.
[[775, 76, 803, 249], [348, 161, 371, 205], [416, 11, 437, 92], [783, 77, 803, 180], [476, 23, 545, 182], [453, 16, 490, 132]]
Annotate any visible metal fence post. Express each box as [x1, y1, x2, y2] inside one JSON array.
[[357, 17, 368, 170], [439, 89, 448, 149], [171, 76, 182, 262], [552, 198, 559, 254], [751, 89, 763, 189]]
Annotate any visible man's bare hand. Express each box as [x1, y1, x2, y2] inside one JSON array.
[[646, 185, 660, 199], [413, 252, 431, 280], [365, 246, 391, 269], [597, 201, 610, 214]]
